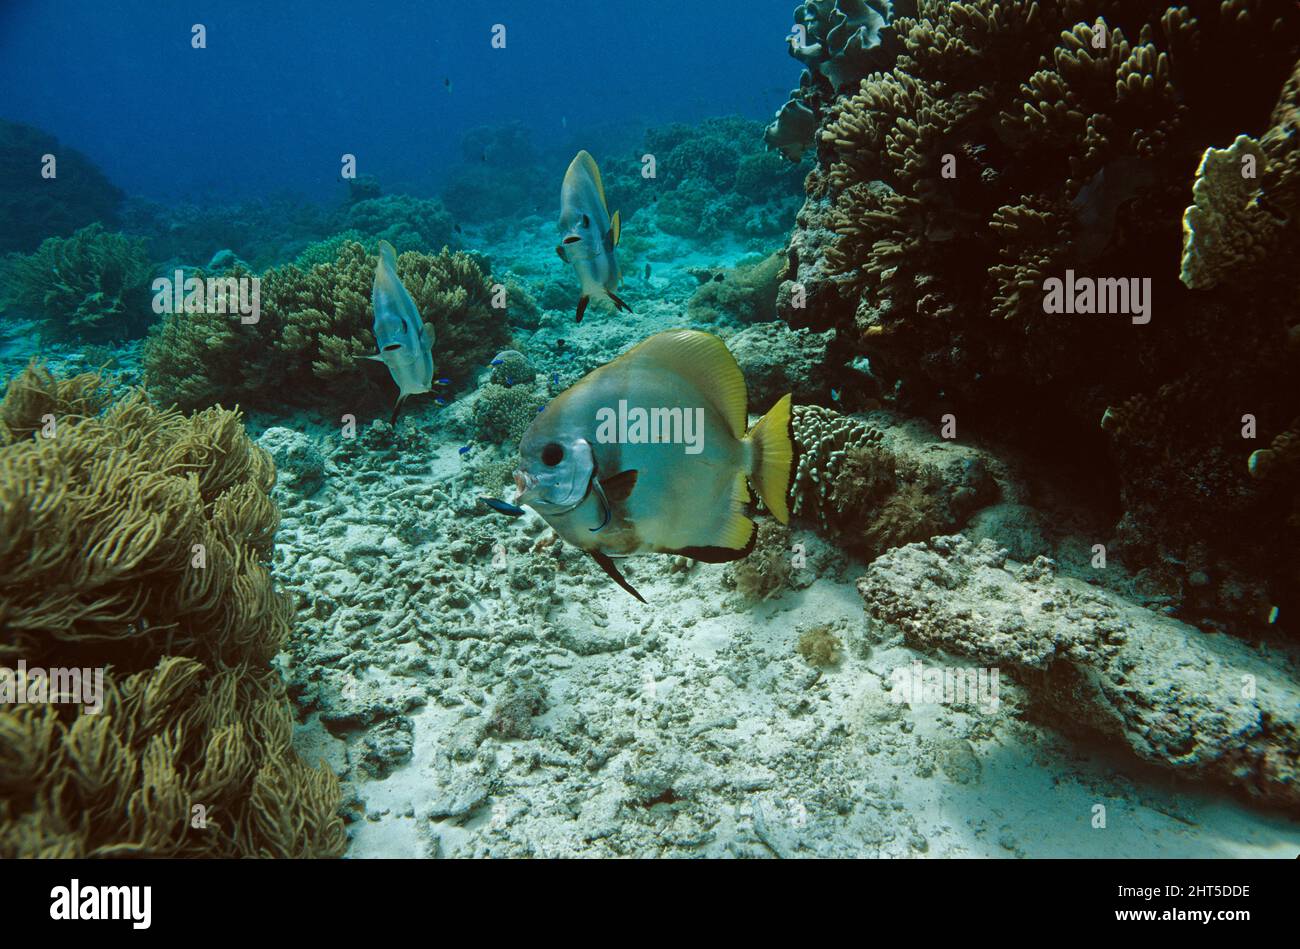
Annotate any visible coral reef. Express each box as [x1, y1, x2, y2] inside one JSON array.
[[343, 195, 455, 255], [686, 252, 786, 325], [2, 223, 153, 342], [442, 121, 549, 222], [765, 1, 914, 161], [470, 381, 548, 446], [859, 535, 1300, 808], [0, 119, 124, 255], [780, 0, 1300, 628], [119, 193, 332, 272], [0, 365, 346, 857], [143, 240, 511, 414]]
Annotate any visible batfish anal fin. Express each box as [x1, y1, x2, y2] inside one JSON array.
[[590, 550, 646, 603], [576, 295, 590, 323], [658, 541, 754, 564]]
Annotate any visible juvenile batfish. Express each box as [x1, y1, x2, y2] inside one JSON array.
[[556, 150, 631, 323], [368, 240, 434, 424], [512, 329, 794, 602]]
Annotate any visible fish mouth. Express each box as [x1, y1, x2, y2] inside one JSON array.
[[513, 469, 536, 501]]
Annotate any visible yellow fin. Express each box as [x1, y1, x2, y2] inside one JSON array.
[[574, 149, 607, 208], [617, 330, 747, 439], [745, 393, 794, 524], [611, 209, 621, 246], [735, 469, 752, 505]]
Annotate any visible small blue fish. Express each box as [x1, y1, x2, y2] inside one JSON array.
[[490, 357, 504, 366], [537, 405, 546, 413], [436, 378, 451, 386], [480, 496, 525, 517], [505, 376, 513, 386], [458, 445, 471, 455], [831, 388, 841, 402], [435, 396, 447, 406], [551, 373, 559, 386]]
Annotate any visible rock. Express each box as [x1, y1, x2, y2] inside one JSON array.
[[426, 773, 490, 821], [964, 502, 1053, 563], [727, 321, 834, 408], [258, 427, 325, 495], [858, 535, 1300, 807]]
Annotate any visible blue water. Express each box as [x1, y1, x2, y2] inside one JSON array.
[[0, 0, 796, 201]]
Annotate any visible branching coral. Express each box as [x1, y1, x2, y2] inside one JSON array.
[[0, 365, 346, 857], [2, 223, 153, 342], [785, 0, 1300, 626], [143, 240, 511, 414]]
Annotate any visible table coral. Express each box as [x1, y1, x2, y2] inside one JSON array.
[[0, 365, 346, 857]]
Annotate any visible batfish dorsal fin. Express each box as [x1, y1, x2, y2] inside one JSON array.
[[589, 550, 645, 602], [574, 149, 607, 208], [615, 330, 747, 439]]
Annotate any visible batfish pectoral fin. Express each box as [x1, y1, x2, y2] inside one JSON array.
[[589, 549, 646, 603], [576, 295, 590, 323], [600, 469, 638, 504]]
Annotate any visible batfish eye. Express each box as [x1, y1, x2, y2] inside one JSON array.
[[541, 443, 565, 467]]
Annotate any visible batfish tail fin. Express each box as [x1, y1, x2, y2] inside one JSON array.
[[745, 393, 794, 524]]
